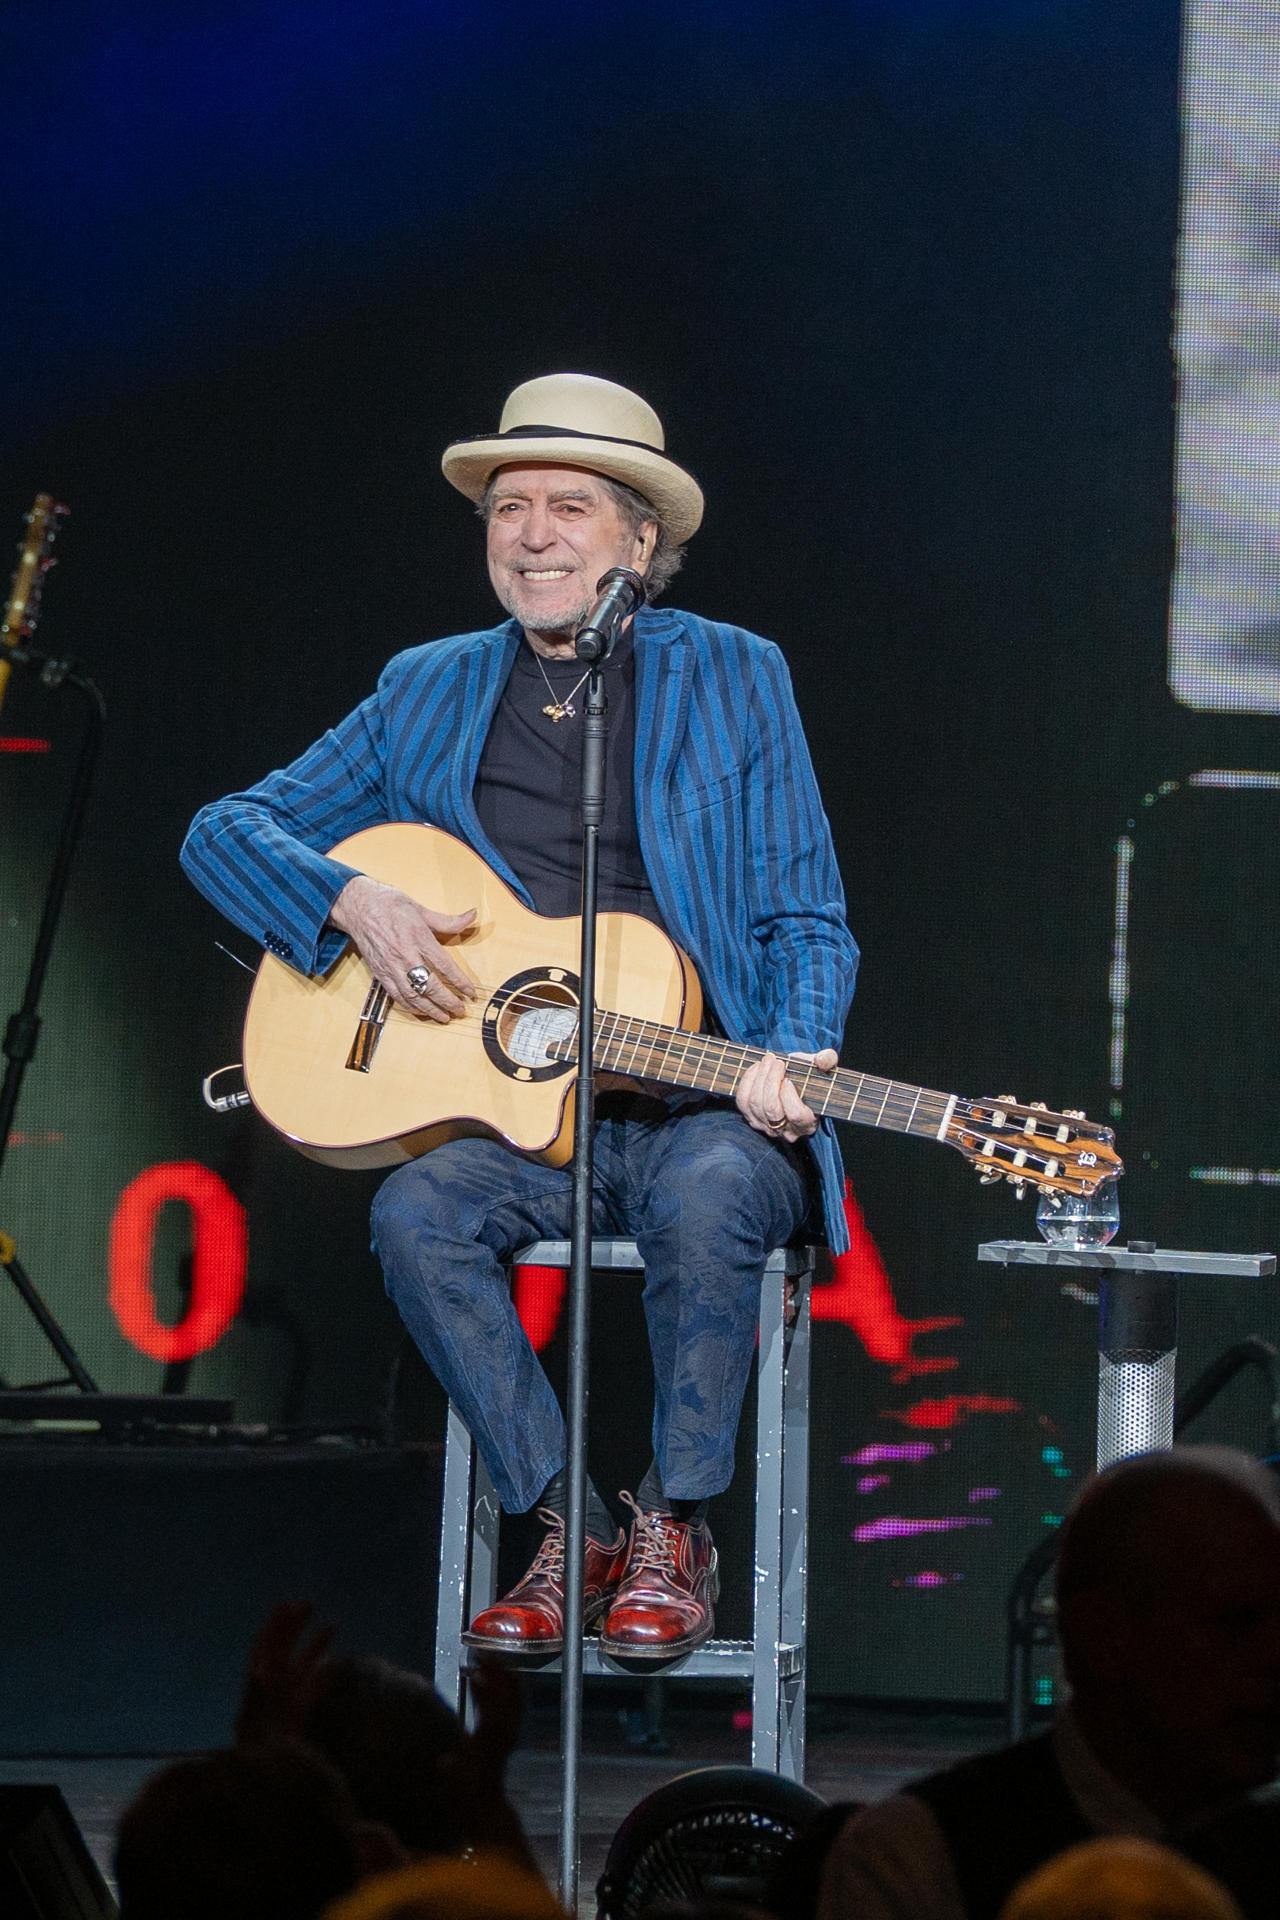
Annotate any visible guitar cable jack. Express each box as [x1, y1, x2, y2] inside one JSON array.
[[202, 1064, 252, 1114]]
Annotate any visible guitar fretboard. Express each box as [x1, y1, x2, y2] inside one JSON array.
[[551, 1009, 954, 1140]]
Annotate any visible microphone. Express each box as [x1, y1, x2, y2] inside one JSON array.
[[574, 567, 646, 663]]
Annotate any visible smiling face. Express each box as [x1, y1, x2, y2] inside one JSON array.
[[484, 464, 655, 656]]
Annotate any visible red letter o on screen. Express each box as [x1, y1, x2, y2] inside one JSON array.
[[109, 1161, 247, 1362]]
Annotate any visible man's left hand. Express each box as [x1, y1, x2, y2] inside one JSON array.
[[736, 1048, 838, 1143]]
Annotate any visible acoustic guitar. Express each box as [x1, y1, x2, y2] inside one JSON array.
[[242, 823, 1122, 1196]]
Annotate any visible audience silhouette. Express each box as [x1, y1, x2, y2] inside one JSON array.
[[112, 1445, 1280, 1920], [817, 1445, 1280, 1920]]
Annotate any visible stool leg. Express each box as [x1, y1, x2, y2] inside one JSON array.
[[435, 1401, 477, 1712], [469, 1448, 501, 1626], [778, 1260, 811, 1779], [752, 1257, 786, 1774]]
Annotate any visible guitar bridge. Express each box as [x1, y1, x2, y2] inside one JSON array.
[[346, 982, 389, 1072]]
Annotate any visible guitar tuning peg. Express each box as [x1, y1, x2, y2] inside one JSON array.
[[1029, 1100, 1048, 1111], [978, 1171, 1002, 1185], [1009, 1178, 1027, 1199], [996, 1093, 1017, 1104], [1063, 1108, 1085, 1120]]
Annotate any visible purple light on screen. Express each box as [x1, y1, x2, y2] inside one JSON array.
[[968, 1485, 1001, 1502], [893, 1570, 964, 1589], [842, 1442, 937, 1466], [853, 1515, 993, 1543], [856, 1473, 891, 1494]]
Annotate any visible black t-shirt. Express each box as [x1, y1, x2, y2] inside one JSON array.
[[473, 629, 667, 930]]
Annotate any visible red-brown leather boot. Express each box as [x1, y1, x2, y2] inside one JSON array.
[[598, 1491, 720, 1660], [463, 1508, 628, 1654]]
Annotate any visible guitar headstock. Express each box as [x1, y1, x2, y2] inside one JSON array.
[[943, 1095, 1122, 1196], [2, 493, 66, 651]]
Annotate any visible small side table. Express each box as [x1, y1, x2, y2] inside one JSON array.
[[977, 1241, 1276, 1468]]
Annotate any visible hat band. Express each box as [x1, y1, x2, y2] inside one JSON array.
[[481, 423, 667, 456]]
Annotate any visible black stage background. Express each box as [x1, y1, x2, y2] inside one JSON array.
[[3, 0, 1278, 1729]]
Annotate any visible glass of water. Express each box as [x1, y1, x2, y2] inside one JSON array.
[[1036, 1177, 1121, 1249]]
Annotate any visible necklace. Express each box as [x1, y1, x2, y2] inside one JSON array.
[[532, 649, 590, 722]]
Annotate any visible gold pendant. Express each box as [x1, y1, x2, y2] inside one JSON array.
[[542, 700, 573, 721]]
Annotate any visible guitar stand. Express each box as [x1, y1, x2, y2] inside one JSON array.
[[0, 644, 107, 1404], [0, 644, 231, 1433]]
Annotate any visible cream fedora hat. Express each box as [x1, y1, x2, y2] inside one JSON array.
[[442, 372, 704, 543]]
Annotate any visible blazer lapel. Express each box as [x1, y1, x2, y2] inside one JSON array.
[[634, 608, 695, 941]]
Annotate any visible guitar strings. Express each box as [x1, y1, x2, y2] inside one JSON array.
[[380, 980, 1096, 1180]]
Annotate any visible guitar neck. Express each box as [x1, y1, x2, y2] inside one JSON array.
[[579, 1009, 953, 1141]]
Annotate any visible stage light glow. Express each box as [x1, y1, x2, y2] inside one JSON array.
[[1189, 1166, 1280, 1185], [841, 1441, 943, 1465], [1170, 0, 1280, 710], [1189, 769, 1280, 788], [108, 1161, 247, 1362], [813, 1184, 962, 1381], [512, 1263, 566, 1352], [1109, 834, 1133, 1093], [853, 1516, 992, 1543], [884, 1394, 1021, 1430]]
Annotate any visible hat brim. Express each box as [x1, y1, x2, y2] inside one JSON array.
[[441, 435, 704, 544]]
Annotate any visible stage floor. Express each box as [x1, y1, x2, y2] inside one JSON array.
[[0, 1697, 998, 1916]]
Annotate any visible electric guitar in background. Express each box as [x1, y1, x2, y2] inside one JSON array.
[[0, 494, 66, 719], [238, 824, 1123, 1198]]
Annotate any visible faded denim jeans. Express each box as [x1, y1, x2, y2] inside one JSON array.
[[371, 1097, 814, 1513]]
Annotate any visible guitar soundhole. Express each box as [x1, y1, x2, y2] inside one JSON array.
[[483, 967, 581, 1082]]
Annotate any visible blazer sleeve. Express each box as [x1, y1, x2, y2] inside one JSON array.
[[742, 642, 859, 1055], [180, 671, 396, 977]]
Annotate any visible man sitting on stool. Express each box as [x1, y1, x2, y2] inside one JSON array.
[[182, 372, 857, 1660]]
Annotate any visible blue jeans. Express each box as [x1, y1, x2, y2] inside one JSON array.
[[371, 1098, 814, 1513]]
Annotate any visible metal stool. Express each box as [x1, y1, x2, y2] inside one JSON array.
[[433, 1238, 815, 1779]]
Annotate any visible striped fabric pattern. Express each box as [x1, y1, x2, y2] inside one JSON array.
[[181, 605, 859, 1248]]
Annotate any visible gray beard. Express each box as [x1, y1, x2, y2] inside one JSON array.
[[497, 579, 594, 641]]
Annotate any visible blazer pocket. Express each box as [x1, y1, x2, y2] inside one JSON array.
[[669, 766, 743, 817]]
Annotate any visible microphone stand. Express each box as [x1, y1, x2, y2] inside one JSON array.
[[558, 567, 643, 1912], [560, 651, 606, 1914]]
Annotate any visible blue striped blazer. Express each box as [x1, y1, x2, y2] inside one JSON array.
[[182, 605, 859, 1248]]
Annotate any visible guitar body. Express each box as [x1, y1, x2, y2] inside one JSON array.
[[240, 823, 1121, 1196], [242, 822, 703, 1169]]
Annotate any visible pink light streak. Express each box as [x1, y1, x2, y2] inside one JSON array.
[[968, 1486, 1001, 1502], [853, 1515, 993, 1543], [842, 1442, 939, 1466], [856, 1474, 891, 1494]]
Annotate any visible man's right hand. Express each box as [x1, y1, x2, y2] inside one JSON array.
[[328, 874, 477, 1022]]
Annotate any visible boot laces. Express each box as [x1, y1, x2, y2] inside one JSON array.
[[515, 1507, 566, 1586], [620, 1489, 682, 1579]]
